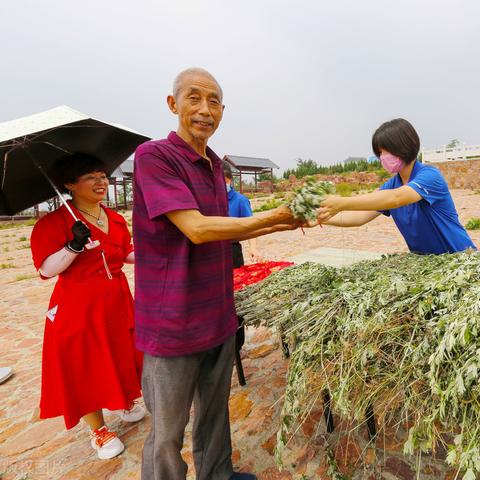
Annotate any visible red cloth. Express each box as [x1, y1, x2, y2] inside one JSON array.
[[233, 261, 294, 291], [30, 203, 143, 429]]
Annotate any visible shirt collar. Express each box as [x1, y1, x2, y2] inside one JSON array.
[[395, 160, 421, 185], [227, 185, 235, 200], [167, 131, 222, 165], [410, 160, 421, 178]]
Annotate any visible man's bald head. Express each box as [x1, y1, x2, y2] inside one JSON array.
[[172, 67, 223, 101]]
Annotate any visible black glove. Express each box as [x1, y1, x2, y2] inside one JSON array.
[[67, 220, 91, 252]]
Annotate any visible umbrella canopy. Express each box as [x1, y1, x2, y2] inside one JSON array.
[[0, 106, 150, 215]]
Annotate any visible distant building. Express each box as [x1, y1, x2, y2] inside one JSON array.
[[108, 158, 134, 210], [112, 158, 133, 178], [223, 155, 279, 192], [422, 143, 480, 163]]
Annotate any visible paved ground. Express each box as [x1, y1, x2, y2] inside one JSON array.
[[291, 247, 383, 267], [0, 190, 478, 479]]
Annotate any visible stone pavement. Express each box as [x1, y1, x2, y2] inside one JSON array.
[[291, 247, 383, 267], [0, 190, 479, 479]]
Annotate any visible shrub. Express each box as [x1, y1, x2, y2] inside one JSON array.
[[0, 218, 37, 230], [335, 182, 380, 197], [465, 217, 480, 230], [283, 157, 383, 179], [253, 198, 282, 212], [14, 274, 36, 282]]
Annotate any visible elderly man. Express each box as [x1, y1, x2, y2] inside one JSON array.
[[133, 67, 297, 480]]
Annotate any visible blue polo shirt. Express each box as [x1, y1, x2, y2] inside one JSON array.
[[227, 186, 253, 218], [379, 161, 476, 254]]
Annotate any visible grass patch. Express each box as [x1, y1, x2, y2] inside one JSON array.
[[244, 192, 271, 199], [335, 182, 380, 197], [1, 263, 15, 269], [253, 198, 283, 213], [371, 169, 391, 181], [465, 217, 480, 230], [16, 244, 31, 250], [13, 274, 37, 282], [0, 218, 37, 230], [18, 236, 28, 242]]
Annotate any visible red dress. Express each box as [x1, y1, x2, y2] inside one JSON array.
[[30, 203, 143, 429]]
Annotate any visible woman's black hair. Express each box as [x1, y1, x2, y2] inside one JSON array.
[[52, 153, 107, 193], [372, 118, 420, 164]]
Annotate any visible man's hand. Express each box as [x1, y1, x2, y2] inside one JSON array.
[[166, 205, 299, 245], [272, 205, 296, 225]]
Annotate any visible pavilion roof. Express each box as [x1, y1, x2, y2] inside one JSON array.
[[223, 155, 279, 171]]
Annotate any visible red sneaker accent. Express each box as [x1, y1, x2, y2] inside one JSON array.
[[91, 426, 117, 448]]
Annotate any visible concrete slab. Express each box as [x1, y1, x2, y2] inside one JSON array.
[[291, 247, 385, 267]]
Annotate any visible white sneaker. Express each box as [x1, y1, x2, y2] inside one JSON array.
[[0, 367, 13, 384], [90, 426, 125, 460], [115, 402, 145, 423]]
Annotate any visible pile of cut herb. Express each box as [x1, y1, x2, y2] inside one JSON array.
[[288, 177, 336, 222], [235, 252, 480, 479]]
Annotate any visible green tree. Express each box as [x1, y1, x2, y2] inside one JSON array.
[[283, 157, 382, 179], [283, 158, 321, 179], [446, 139, 460, 149], [258, 171, 277, 182]]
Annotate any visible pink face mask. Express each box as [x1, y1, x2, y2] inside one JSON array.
[[380, 152, 404, 174]]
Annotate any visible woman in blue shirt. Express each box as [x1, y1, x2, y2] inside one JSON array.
[[318, 118, 476, 254]]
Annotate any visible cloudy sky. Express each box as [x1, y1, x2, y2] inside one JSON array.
[[1, 0, 479, 171]]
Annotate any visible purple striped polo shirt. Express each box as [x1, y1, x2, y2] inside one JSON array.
[[132, 131, 237, 357]]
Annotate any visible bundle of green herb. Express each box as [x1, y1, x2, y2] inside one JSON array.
[[288, 177, 336, 222], [235, 252, 480, 479]]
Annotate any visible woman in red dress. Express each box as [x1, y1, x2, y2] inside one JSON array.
[[30, 153, 144, 460]]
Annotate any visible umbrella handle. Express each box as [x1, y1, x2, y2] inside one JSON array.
[[85, 240, 100, 249]]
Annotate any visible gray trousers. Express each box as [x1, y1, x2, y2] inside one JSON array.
[[141, 335, 235, 480]]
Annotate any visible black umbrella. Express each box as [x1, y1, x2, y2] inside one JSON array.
[[0, 105, 150, 216]]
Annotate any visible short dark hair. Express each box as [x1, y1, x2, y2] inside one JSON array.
[[223, 160, 233, 180], [372, 118, 420, 164], [52, 153, 106, 193]]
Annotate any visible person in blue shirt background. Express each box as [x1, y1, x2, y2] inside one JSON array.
[[223, 161, 262, 266], [223, 161, 263, 371], [317, 118, 476, 255]]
